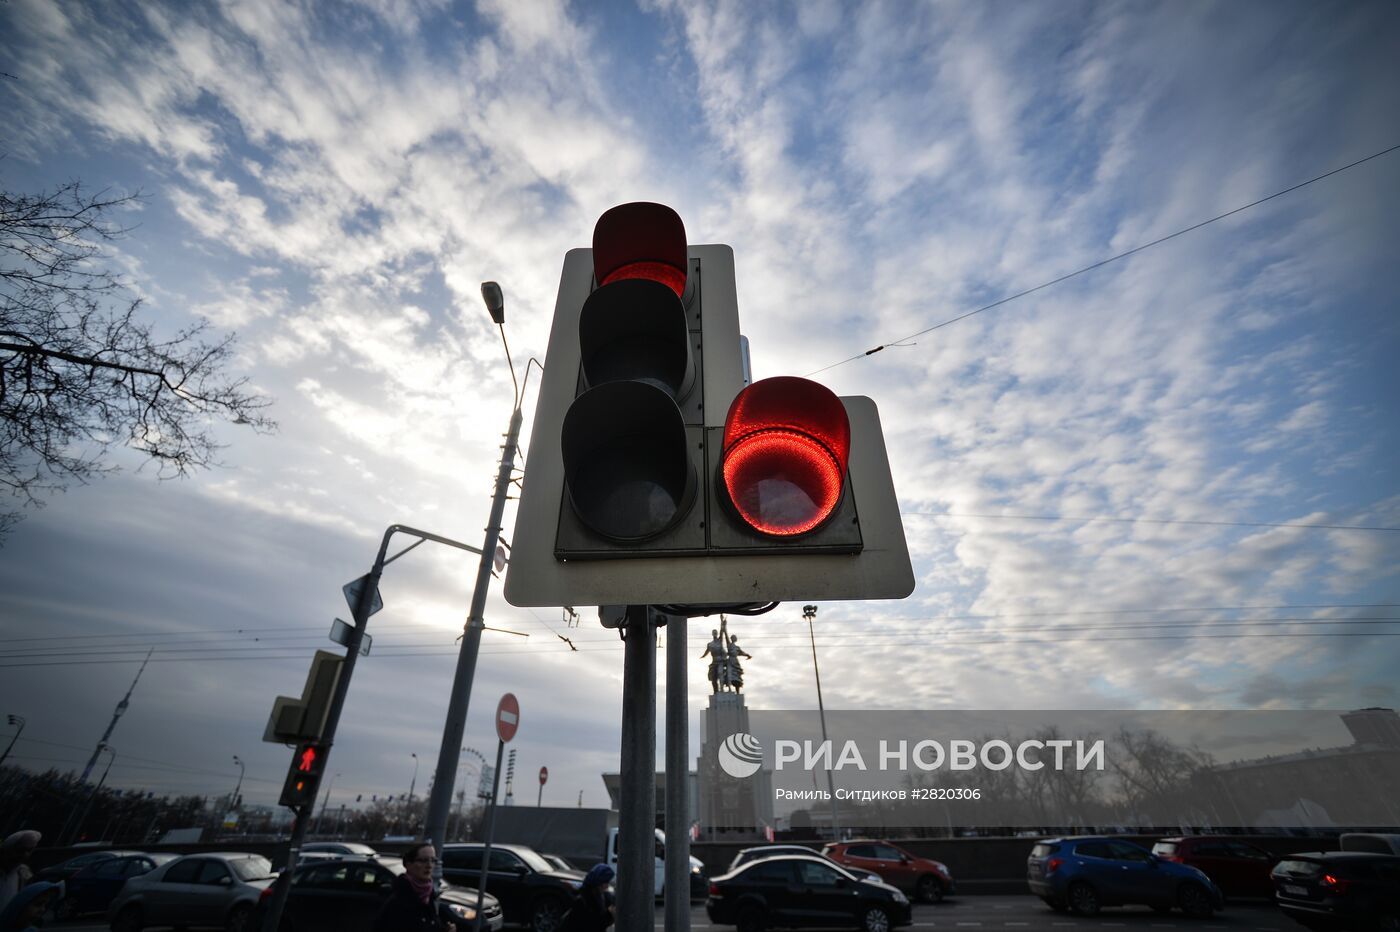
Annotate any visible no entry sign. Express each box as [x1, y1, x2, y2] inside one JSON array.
[[496, 693, 520, 743], [539, 766, 548, 785]]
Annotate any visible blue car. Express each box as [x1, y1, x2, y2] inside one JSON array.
[[55, 853, 177, 919], [1027, 837, 1224, 917]]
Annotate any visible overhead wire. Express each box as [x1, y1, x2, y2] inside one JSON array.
[[805, 142, 1400, 377]]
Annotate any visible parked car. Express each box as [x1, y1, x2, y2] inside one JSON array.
[[107, 852, 277, 932], [55, 852, 176, 919], [300, 842, 382, 858], [1271, 850, 1400, 930], [821, 840, 955, 903], [1026, 836, 1223, 917], [441, 843, 585, 932], [540, 853, 574, 872], [1151, 836, 1276, 898], [707, 854, 911, 932], [32, 849, 141, 884], [250, 854, 503, 932], [729, 845, 884, 885], [1340, 834, 1400, 856]]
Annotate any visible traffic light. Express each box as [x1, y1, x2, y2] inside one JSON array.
[[279, 741, 325, 808], [263, 651, 343, 744], [504, 202, 913, 608]]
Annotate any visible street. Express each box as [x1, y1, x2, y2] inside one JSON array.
[[47, 895, 1302, 932]]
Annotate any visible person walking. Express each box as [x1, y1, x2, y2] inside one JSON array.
[[558, 864, 614, 932], [0, 832, 40, 914], [373, 841, 448, 932]]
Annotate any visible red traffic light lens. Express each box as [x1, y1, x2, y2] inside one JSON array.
[[720, 377, 850, 536], [593, 202, 688, 299]]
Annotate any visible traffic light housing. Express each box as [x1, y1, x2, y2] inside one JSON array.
[[263, 651, 343, 744], [279, 741, 325, 808], [504, 203, 913, 607]]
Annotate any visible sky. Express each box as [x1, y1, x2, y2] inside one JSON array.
[[1, 0, 1398, 813]]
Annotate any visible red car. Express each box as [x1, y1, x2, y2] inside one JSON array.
[[1151, 837, 1276, 898], [821, 840, 956, 903]]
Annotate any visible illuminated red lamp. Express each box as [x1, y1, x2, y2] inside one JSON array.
[[593, 202, 688, 297], [720, 377, 851, 536]]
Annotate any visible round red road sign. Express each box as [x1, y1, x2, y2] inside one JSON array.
[[495, 693, 520, 743], [539, 766, 548, 785]]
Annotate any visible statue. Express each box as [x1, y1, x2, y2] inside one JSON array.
[[724, 635, 752, 693], [701, 628, 726, 694], [700, 617, 755, 695]]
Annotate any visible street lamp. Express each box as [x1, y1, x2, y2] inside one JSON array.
[[803, 605, 840, 839], [231, 755, 246, 811], [424, 283, 542, 879], [0, 714, 24, 767]]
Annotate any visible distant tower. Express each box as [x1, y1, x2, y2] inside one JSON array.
[[79, 648, 153, 783]]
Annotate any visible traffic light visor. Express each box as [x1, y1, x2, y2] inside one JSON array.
[[721, 377, 851, 536], [593, 202, 688, 298]]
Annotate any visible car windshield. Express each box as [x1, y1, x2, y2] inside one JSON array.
[[382, 860, 406, 876], [1151, 842, 1177, 855], [230, 856, 274, 881], [514, 849, 554, 873], [1030, 844, 1058, 857]]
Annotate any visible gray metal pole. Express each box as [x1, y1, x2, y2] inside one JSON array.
[[475, 740, 505, 923], [262, 526, 394, 932], [807, 609, 840, 840], [80, 649, 151, 784], [618, 606, 657, 932], [664, 612, 690, 932], [426, 404, 523, 881]]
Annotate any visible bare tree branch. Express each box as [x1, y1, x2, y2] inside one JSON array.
[[1, 179, 276, 538]]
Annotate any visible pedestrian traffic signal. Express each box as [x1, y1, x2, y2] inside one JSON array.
[[279, 742, 325, 808], [504, 203, 913, 607]]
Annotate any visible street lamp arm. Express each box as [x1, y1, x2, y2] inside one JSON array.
[[382, 525, 483, 566]]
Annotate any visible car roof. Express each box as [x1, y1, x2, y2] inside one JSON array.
[[1279, 851, 1400, 862], [444, 842, 533, 854]]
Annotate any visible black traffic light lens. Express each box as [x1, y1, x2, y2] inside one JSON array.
[[579, 279, 694, 400], [561, 381, 697, 541]]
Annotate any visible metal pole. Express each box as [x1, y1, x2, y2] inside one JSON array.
[[425, 403, 523, 881], [664, 611, 690, 932], [804, 606, 840, 840], [475, 740, 505, 923], [262, 525, 396, 932], [0, 716, 25, 767], [618, 606, 657, 932], [315, 773, 338, 835], [80, 649, 151, 783]]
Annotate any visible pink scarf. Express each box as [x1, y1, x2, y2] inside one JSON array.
[[407, 874, 433, 904]]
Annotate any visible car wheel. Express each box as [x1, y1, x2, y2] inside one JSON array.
[[1177, 882, 1214, 919], [736, 904, 767, 932], [1067, 881, 1100, 916], [111, 904, 144, 932], [225, 903, 254, 932], [915, 874, 943, 903], [861, 905, 892, 932], [531, 895, 568, 932]]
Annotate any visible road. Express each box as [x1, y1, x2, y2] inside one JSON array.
[[50, 895, 1301, 932]]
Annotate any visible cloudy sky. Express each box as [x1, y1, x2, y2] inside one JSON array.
[[1, 0, 1397, 812]]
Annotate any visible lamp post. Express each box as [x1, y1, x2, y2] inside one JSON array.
[[424, 282, 539, 882], [231, 755, 246, 812], [0, 714, 24, 767], [315, 773, 341, 836], [804, 605, 840, 839]]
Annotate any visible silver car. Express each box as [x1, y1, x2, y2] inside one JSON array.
[[108, 851, 276, 932]]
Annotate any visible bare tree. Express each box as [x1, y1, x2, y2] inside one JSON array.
[[0, 179, 273, 535]]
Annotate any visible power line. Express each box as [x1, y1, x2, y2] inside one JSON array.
[[3, 628, 1397, 668], [905, 511, 1400, 533], [806, 142, 1400, 377]]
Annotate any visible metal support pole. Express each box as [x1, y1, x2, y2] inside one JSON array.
[[475, 740, 506, 924], [805, 606, 840, 840], [262, 525, 397, 932], [618, 606, 657, 932], [426, 405, 523, 881], [664, 611, 690, 932]]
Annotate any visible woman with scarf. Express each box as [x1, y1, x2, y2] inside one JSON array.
[[373, 842, 448, 932], [558, 864, 614, 932]]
